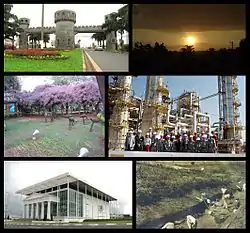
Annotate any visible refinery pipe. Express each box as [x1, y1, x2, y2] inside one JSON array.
[[193, 111, 211, 134]]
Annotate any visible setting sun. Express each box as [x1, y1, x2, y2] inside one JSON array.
[[186, 36, 196, 45]]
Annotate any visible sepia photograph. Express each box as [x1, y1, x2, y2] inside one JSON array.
[[136, 161, 246, 229], [108, 76, 245, 157], [132, 4, 246, 74], [4, 4, 128, 72], [4, 75, 105, 157]]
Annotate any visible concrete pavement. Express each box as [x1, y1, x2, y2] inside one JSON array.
[[109, 151, 246, 157], [5, 223, 132, 229], [85, 50, 128, 72]]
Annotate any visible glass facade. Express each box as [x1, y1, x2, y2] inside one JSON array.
[[78, 193, 83, 217], [58, 190, 67, 216], [69, 189, 76, 216], [24, 182, 112, 219]]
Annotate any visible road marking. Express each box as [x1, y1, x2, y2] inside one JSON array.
[[84, 51, 102, 72], [105, 223, 117, 225], [89, 224, 99, 226], [126, 223, 132, 225]]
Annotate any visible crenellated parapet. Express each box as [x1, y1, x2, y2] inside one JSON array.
[[54, 10, 76, 24], [26, 27, 56, 34], [74, 25, 103, 33]]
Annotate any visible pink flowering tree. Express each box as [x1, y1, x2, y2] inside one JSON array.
[[17, 81, 101, 118]]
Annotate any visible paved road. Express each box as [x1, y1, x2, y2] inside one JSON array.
[[85, 50, 128, 72], [109, 151, 246, 157], [5, 224, 132, 229]]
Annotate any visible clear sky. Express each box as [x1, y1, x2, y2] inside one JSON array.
[[18, 76, 96, 91], [132, 76, 246, 126], [4, 161, 132, 215], [11, 4, 129, 47]]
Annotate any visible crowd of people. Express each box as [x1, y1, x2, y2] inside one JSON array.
[[125, 127, 218, 153]]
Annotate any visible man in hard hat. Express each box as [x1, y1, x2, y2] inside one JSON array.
[[134, 129, 144, 151], [125, 131, 135, 151]]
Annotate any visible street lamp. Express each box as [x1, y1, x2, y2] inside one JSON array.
[[41, 4, 44, 48]]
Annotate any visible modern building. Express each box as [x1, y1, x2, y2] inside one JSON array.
[[16, 173, 118, 222]]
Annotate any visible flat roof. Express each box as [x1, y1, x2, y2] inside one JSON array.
[[16, 173, 117, 201]]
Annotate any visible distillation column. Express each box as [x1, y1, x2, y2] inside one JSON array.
[[141, 76, 167, 136], [109, 76, 133, 150]]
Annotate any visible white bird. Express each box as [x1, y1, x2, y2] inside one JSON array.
[[221, 188, 227, 195], [32, 129, 40, 140], [186, 215, 197, 229], [201, 167, 204, 171], [78, 147, 89, 157], [33, 129, 40, 136], [206, 199, 211, 204]]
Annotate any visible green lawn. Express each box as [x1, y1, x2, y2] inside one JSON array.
[[4, 116, 104, 157], [136, 161, 246, 228], [4, 49, 84, 72]]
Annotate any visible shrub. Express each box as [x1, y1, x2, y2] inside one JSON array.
[[120, 44, 129, 52], [4, 44, 16, 50], [5, 49, 61, 56], [5, 49, 69, 60]]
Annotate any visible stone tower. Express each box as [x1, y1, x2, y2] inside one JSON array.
[[54, 10, 76, 49], [18, 18, 30, 49]]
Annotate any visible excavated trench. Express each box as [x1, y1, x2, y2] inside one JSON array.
[[137, 192, 222, 229]]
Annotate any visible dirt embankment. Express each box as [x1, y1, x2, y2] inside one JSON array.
[[136, 161, 246, 229]]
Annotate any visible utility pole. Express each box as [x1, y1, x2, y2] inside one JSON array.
[[41, 4, 44, 49]]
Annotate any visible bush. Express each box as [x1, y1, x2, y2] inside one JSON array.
[[120, 44, 129, 52], [4, 44, 16, 50]]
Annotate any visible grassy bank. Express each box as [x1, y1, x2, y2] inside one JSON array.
[[136, 161, 246, 227], [4, 49, 83, 72]]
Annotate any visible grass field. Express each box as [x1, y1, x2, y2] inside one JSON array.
[[4, 49, 84, 72], [4, 116, 104, 157], [136, 161, 246, 228]]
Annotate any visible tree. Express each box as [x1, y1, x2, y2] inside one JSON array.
[[4, 76, 21, 91], [180, 45, 195, 53], [4, 4, 20, 46], [117, 4, 128, 45], [102, 12, 120, 50], [43, 33, 50, 48], [208, 48, 215, 52]]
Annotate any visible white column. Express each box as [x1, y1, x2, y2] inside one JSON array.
[[84, 185, 87, 218], [23, 205, 26, 218], [57, 186, 59, 217], [97, 191, 99, 219], [47, 201, 51, 220], [76, 181, 79, 217], [35, 202, 39, 219], [67, 180, 69, 218], [41, 202, 44, 220], [31, 203, 34, 220], [91, 188, 94, 219]]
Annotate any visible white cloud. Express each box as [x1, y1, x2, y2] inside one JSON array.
[[11, 4, 129, 47], [4, 161, 132, 215]]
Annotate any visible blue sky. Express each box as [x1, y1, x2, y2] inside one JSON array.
[[109, 76, 245, 126]]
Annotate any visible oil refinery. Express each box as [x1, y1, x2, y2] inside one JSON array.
[[108, 76, 245, 154]]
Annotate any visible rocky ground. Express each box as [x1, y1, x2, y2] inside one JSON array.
[[136, 161, 245, 229]]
